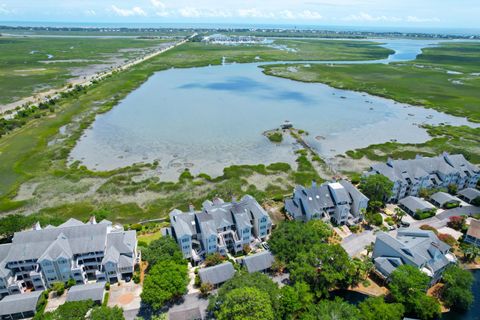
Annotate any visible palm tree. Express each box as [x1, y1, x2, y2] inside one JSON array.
[[463, 244, 480, 262], [394, 207, 406, 223]]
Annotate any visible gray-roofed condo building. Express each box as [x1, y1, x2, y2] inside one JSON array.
[[167, 195, 272, 260], [429, 192, 460, 208], [198, 262, 235, 287], [241, 251, 275, 273], [0, 217, 137, 299], [398, 196, 436, 217], [373, 229, 456, 284], [66, 282, 105, 304], [285, 180, 368, 225], [366, 153, 480, 203], [0, 290, 44, 320], [465, 219, 480, 247], [457, 188, 480, 204]]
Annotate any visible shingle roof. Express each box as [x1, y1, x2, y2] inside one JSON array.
[[199, 262, 235, 285], [369, 153, 479, 186], [66, 282, 105, 303], [458, 188, 480, 201], [7, 223, 108, 262], [467, 219, 480, 239], [373, 229, 452, 277], [0, 290, 43, 316], [399, 196, 435, 213], [430, 192, 460, 207], [169, 306, 203, 320], [0, 244, 12, 278], [242, 251, 274, 273]]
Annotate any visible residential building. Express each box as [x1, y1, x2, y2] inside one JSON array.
[[366, 153, 480, 202], [398, 196, 436, 217], [0, 290, 44, 320], [166, 195, 272, 260], [429, 192, 460, 208], [0, 217, 137, 299], [66, 282, 105, 305], [198, 262, 236, 287], [465, 219, 480, 247], [373, 229, 456, 284], [457, 188, 480, 204], [240, 251, 275, 274], [169, 306, 203, 320], [284, 180, 368, 225]]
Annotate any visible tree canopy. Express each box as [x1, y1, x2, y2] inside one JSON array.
[[142, 236, 185, 267], [88, 306, 125, 320], [141, 260, 189, 310], [216, 287, 275, 320], [388, 265, 440, 320], [268, 220, 332, 263], [441, 265, 474, 311], [358, 296, 405, 320], [303, 297, 360, 320], [360, 174, 393, 203], [39, 300, 94, 320], [279, 282, 314, 319]]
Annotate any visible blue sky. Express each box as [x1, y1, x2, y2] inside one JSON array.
[[0, 0, 479, 28]]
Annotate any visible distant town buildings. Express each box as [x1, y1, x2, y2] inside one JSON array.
[[373, 229, 456, 284], [166, 195, 272, 261], [202, 33, 267, 44], [0, 218, 137, 299], [284, 180, 368, 225], [366, 153, 480, 203]]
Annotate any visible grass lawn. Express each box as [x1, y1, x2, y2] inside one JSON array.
[[138, 232, 162, 245]]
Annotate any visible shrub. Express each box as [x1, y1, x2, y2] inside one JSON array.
[[268, 132, 283, 143], [471, 196, 480, 206], [199, 282, 213, 297], [349, 225, 360, 233], [105, 282, 110, 291], [367, 212, 383, 226], [420, 225, 438, 234], [447, 216, 466, 231], [66, 278, 76, 289], [52, 282, 65, 296], [438, 233, 457, 246], [133, 272, 140, 284], [415, 209, 436, 220], [204, 253, 226, 267], [130, 223, 143, 232], [444, 202, 460, 209]]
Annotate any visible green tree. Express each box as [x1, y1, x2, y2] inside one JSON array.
[[40, 300, 94, 320], [52, 281, 65, 296], [289, 244, 356, 298], [88, 306, 125, 320], [388, 265, 440, 320], [216, 287, 274, 320], [472, 196, 480, 206], [209, 272, 280, 318], [204, 252, 226, 267], [303, 297, 360, 320], [441, 265, 474, 311], [279, 282, 313, 319], [394, 208, 406, 223], [358, 296, 404, 320], [462, 243, 480, 262], [360, 175, 393, 203], [268, 220, 332, 263], [447, 184, 458, 195], [141, 260, 188, 310], [142, 236, 184, 267]]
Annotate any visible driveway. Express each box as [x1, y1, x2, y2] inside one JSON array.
[[108, 282, 142, 320], [410, 205, 480, 229], [341, 229, 377, 257]]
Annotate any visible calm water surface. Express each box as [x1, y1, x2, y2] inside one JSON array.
[[70, 39, 479, 180]]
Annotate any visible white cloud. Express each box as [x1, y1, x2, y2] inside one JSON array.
[[343, 12, 401, 22], [84, 9, 96, 16], [0, 3, 12, 14], [406, 16, 440, 23], [150, 0, 166, 9], [111, 5, 147, 17], [178, 7, 201, 17]]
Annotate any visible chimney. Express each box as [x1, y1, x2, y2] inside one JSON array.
[[89, 216, 97, 224]]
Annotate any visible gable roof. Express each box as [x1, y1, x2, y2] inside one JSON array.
[[0, 291, 43, 316], [467, 219, 480, 240], [430, 192, 460, 207], [198, 262, 235, 285], [242, 251, 275, 273], [66, 282, 105, 303], [458, 188, 480, 201], [399, 196, 435, 213], [169, 306, 203, 320]]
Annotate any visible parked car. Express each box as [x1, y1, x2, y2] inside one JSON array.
[[400, 221, 410, 227]]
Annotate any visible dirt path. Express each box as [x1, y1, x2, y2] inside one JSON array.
[[0, 34, 195, 115]]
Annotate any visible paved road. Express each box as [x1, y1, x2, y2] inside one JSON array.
[[342, 205, 480, 257]]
